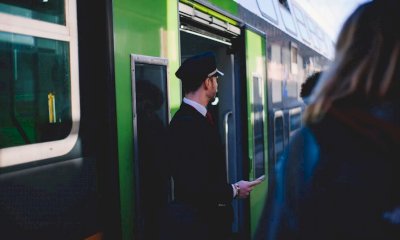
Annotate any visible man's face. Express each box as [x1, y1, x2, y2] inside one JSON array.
[[209, 75, 219, 98]]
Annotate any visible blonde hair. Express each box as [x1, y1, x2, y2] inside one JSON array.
[[305, 1, 400, 122]]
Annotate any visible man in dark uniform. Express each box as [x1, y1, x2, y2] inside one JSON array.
[[164, 52, 261, 240]]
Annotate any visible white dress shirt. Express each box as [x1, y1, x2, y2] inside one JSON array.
[[183, 97, 207, 116]]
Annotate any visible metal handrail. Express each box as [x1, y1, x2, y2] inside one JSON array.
[[224, 111, 233, 182]]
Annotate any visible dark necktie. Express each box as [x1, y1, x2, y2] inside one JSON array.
[[206, 111, 214, 125]]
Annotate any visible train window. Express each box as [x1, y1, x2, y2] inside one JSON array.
[[271, 80, 282, 103], [279, 4, 297, 36], [131, 56, 169, 128], [291, 42, 298, 74], [279, 0, 290, 12], [315, 27, 327, 54], [131, 54, 170, 237], [293, 5, 310, 43], [320, 33, 330, 56], [291, 44, 298, 63], [273, 111, 284, 163], [289, 107, 302, 137], [0, 32, 71, 148], [256, 0, 278, 24], [0, 0, 65, 25], [293, 5, 304, 23], [0, 0, 79, 167], [252, 75, 266, 178], [307, 20, 321, 50], [286, 81, 298, 98]]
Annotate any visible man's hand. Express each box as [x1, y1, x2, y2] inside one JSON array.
[[235, 178, 263, 199]]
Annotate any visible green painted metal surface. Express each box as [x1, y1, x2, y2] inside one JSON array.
[[207, 0, 238, 16], [167, 1, 182, 117], [245, 29, 269, 239], [180, 0, 238, 25], [112, 0, 180, 239]]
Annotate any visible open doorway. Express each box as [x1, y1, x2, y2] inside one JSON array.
[[180, 24, 247, 236]]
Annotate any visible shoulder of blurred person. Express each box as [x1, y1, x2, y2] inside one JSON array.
[[264, 126, 320, 239]]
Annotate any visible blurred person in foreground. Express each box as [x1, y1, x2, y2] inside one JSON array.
[[266, 1, 400, 239]]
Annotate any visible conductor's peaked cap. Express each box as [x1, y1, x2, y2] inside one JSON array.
[[175, 51, 224, 82]]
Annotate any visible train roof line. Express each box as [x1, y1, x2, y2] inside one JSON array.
[[234, 0, 335, 60]]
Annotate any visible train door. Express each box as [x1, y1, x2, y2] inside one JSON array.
[[244, 29, 269, 239], [178, 2, 247, 237], [130, 55, 170, 239]]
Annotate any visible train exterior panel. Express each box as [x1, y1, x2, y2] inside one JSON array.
[[0, 0, 332, 239], [244, 29, 269, 237], [112, 1, 180, 239]]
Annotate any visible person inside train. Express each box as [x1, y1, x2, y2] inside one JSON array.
[[266, 1, 400, 239], [162, 51, 263, 240], [300, 71, 323, 105]]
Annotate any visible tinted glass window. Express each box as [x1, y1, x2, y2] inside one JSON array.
[[274, 114, 284, 163], [289, 110, 302, 136], [0, 0, 65, 25], [0, 31, 71, 148], [133, 59, 169, 238], [135, 63, 168, 127], [253, 76, 265, 178]]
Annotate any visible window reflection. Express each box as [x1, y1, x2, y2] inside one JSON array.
[[274, 113, 284, 163], [253, 76, 265, 178], [0, 31, 71, 148], [0, 0, 65, 25]]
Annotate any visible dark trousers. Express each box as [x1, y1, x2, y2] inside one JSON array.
[[160, 202, 232, 240]]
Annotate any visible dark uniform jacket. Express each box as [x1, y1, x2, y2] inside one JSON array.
[[267, 100, 400, 240], [164, 102, 234, 239]]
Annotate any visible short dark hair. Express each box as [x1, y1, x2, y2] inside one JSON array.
[[300, 71, 322, 100], [181, 75, 205, 94]]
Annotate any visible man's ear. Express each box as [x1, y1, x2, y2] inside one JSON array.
[[203, 78, 211, 90]]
